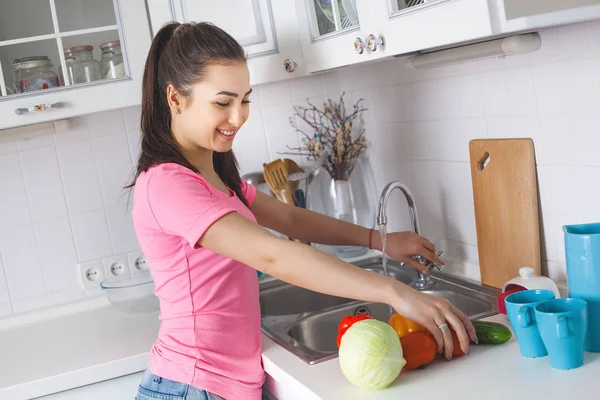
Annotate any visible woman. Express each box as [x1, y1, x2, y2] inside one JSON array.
[[131, 21, 476, 400]]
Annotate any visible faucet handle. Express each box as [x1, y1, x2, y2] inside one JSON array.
[[415, 251, 444, 272]]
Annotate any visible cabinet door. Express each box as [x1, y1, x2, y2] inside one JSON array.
[[492, 0, 600, 34], [0, 0, 151, 131], [146, 0, 306, 85], [369, 0, 494, 58], [294, 0, 375, 73]]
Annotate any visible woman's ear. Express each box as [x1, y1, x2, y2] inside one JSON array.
[[167, 84, 183, 114]]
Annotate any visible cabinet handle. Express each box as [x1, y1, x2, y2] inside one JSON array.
[[15, 102, 64, 115], [354, 37, 365, 54], [366, 34, 385, 52], [283, 59, 297, 73]]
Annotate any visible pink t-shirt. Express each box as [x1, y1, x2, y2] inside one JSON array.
[[132, 163, 265, 399]]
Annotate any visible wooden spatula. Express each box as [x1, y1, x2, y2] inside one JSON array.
[[263, 159, 295, 205]]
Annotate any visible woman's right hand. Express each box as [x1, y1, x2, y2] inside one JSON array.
[[391, 287, 478, 360]]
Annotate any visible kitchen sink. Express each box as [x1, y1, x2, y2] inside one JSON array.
[[260, 256, 500, 364], [259, 264, 414, 316]]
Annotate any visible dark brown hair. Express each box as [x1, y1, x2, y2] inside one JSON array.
[[128, 22, 249, 205]]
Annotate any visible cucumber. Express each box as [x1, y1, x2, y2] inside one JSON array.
[[473, 321, 512, 344]]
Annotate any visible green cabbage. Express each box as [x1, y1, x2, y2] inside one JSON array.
[[338, 319, 406, 390]]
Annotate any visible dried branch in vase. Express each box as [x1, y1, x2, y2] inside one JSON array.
[[285, 92, 369, 181]]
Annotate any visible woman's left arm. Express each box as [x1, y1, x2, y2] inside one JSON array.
[[250, 191, 444, 272]]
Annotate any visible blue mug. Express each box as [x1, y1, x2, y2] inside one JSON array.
[[505, 289, 556, 358], [534, 298, 588, 370]]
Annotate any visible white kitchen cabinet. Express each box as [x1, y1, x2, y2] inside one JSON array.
[[493, 0, 600, 34], [146, 0, 307, 86], [294, 0, 378, 73], [369, 0, 600, 60], [0, 0, 152, 131], [368, 0, 495, 59]]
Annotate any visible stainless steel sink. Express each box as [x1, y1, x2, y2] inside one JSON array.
[[260, 256, 500, 364], [259, 264, 414, 316]]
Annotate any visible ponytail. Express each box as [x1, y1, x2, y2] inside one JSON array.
[[127, 22, 249, 207]]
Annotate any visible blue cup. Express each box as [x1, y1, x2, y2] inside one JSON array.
[[534, 298, 588, 370], [505, 289, 556, 358]]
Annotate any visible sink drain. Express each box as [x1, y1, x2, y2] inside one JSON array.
[[353, 305, 370, 316]]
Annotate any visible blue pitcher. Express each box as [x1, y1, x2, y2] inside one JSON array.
[[563, 222, 600, 352]]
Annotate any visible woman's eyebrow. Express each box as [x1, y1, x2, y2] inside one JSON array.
[[216, 88, 253, 97]]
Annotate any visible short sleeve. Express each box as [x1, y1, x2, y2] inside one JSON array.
[[146, 165, 237, 248], [241, 180, 257, 205]]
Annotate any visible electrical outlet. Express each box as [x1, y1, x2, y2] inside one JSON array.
[[128, 251, 149, 276], [103, 256, 131, 278], [77, 261, 105, 290]]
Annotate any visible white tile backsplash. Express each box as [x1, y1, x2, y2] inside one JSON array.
[[20, 146, 68, 221], [538, 114, 574, 165], [0, 258, 10, 304], [0, 153, 31, 229], [105, 205, 139, 254], [71, 210, 113, 262], [0, 225, 46, 301], [53, 117, 89, 144], [57, 140, 104, 215], [0, 107, 143, 316], [35, 218, 79, 293], [1, 20, 600, 317], [12, 296, 50, 314], [87, 109, 127, 138], [92, 134, 134, 208]]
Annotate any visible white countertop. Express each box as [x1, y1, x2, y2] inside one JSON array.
[[0, 251, 585, 400], [0, 298, 160, 400], [4, 302, 599, 400], [262, 313, 600, 400]]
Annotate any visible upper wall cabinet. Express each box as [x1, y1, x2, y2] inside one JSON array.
[[146, 0, 307, 86], [0, 0, 151, 131], [293, 0, 378, 72], [493, 0, 600, 34], [368, 0, 600, 61], [368, 0, 495, 59]]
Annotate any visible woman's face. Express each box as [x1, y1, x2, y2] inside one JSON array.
[[172, 62, 251, 154]]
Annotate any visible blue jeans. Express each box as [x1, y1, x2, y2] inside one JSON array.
[[136, 369, 224, 400]]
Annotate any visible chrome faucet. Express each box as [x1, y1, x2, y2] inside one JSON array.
[[377, 181, 441, 290]]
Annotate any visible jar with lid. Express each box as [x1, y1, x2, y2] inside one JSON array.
[[12, 56, 60, 94], [99, 40, 126, 80], [59, 45, 101, 85]]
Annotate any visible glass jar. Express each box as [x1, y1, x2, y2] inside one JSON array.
[[12, 56, 60, 94], [99, 40, 125, 80], [60, 45, 101, 85]]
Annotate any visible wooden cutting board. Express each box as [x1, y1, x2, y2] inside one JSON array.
[[469, 139, 541, 289]]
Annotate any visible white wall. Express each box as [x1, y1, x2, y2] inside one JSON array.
[[0, 20, 599, 317]]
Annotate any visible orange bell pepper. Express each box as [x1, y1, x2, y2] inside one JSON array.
[[388, 313, 425, 339], [400, 331, 437, 370]]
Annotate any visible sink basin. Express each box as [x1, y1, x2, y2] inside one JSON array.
[[259, 264, 413, 316], [260, 256, 500, 364], [260, 281, 353, 316], [420, 288, 493, 317], [287, 302, 393, 353]]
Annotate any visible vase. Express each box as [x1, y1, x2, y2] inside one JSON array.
[[307, 157, 378, 259], [332, 179, 353, 222]]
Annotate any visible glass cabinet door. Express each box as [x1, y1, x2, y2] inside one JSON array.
[[386, 0, 449, 16], [0, 0, 130, 100], [307, 0, 361, 41]]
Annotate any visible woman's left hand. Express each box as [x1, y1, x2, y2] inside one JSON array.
[[378, 231, 444, 273]]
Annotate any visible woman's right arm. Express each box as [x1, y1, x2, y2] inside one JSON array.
[[199, 212, 477, 360]]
